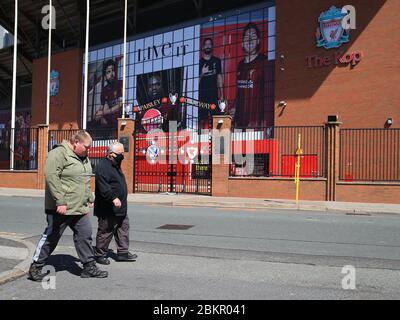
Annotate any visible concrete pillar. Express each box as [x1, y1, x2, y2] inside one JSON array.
[[211, 115, 232, 197], [325, 121, 341, 201], [118, 118, 135, 193], [36, 124, 49, 189]]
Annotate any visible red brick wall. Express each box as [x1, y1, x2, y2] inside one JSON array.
[[275, 0, 399, 128], [31, 48, 83, 130], [336, 183, 400, 203], [0, 171, 38, 188], [228, 178, 327, 201]]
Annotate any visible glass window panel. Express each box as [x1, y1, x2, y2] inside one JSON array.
[[135, 63, 143, 75], [268, 36, 276, 52], [129, 41, 135, 53], [113, 44, 121, 56], [269, 6, 276, 21], [97, 49, 105, 60], [105, 46, 113, 58], [173, 28, 184, 42], [89, 51, 96, 62], [268, 51, 275, 60], [184, 26, 194, 40], [163, 56, 172, 69], [153, 58, 162, 72], [268, 21, 276, 36], [144, 60, 153, 73]]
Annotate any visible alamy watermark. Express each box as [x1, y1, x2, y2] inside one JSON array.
[[41, 265, 56, 290], [140, 123, 259, 175], [41, 5, 56, 30], [341, 5, 356, 30], [341, 265, 356, 290]]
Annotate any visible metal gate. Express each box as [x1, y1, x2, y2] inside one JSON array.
[[134, 118, 212, 195]]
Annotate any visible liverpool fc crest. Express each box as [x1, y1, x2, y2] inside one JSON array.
[[316, 6, 350, 49], [50, 70, 60, 96]]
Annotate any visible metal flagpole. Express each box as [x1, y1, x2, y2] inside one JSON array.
[[46, 0, 53, 126], [10, 0, 18, 170], [121, 0, 128, 119], [82, 0, 90, 129]]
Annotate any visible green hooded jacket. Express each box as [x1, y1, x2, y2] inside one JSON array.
[[44, 141, 94, 215]]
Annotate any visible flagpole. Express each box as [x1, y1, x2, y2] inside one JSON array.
[[10, 0, 18, 170], [82, 0, 90, 130], [121, 0, 128, 119], [46, 0, 52, 126]]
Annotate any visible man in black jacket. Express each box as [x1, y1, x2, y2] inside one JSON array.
[[94, 141, 137, 265]]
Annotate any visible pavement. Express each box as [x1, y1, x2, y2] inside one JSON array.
[[0, 233, 36, 285], [0, 187, 399, 289], [1, 187, 400, 215]]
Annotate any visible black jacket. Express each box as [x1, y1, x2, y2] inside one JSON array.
[[94, 158, 128, 217]]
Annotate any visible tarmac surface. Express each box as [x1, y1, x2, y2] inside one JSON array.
[[0, 188, 399, 299], [1, 187, 400, 214]]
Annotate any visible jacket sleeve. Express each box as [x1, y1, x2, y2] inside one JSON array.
[[95, 164, 118, 202], [44, 149, 67, 206], [86, 161, 95, 203]]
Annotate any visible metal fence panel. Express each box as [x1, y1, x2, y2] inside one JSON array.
[[0, 128, 39, 170], [340, 129, 400, 182], [48, 129, 118, 173], [230, 126, 326, 178]]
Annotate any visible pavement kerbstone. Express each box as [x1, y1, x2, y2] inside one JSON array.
[[0, 235, 36, 285], [0, 187, 400, 215]]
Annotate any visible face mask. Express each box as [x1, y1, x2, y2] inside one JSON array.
[[113, 153, 124, 166], [204, 48, 212, 54]]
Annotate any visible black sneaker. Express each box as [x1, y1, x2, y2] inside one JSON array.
[[28, 263, 48, 282], [96, 256, 111, 265], [116, 252, 137, 262], [81, 261, 108, 278]]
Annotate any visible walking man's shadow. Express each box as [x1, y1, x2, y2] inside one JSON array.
[[46, 254, 82, 276]]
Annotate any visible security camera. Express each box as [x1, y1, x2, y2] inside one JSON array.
[[279, 101, 287, 107]]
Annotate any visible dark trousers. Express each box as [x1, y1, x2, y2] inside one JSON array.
[[33, 213, 95, 266], [95, 215, 130, 257]]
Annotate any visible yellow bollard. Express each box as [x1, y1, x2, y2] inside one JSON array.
[[295, 133, 303, 209]]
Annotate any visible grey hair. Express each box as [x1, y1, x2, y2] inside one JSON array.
[[107, 141, 124, 154]]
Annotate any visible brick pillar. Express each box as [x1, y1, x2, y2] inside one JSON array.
[[36, 124, 49, 189], [325, 121, 341, 201], [211, 115, 232, 197], [118, 118, 135, 193]]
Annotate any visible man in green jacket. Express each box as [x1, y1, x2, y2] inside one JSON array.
[[28, 130, 108, 280]]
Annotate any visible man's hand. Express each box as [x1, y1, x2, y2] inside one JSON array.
[[56, 205, 67, 215], [112, 198, 122, 208], [201, 65, 209, 76], [88, 202, 94, 208]]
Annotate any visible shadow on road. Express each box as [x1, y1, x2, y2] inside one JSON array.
[[46, 254, 82, 277]]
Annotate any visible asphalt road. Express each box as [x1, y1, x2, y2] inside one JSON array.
[[0, 195, 399, 300]]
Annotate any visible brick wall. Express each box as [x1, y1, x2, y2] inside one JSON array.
[[31, 48, 83, 130], [275, 0, 399, 128]]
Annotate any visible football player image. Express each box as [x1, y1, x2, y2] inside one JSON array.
[[230, 22, 274, 128], [199, 37, 224, 128], [96, 59, 123, 128]]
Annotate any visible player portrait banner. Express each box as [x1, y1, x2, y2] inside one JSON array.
[[84, 4, 276, 131]]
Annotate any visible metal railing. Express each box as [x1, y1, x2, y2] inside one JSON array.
[[230, 126, 326, 178], [340, 129, 400, 182], [48, 129, 118, 173], [0, 127, 39, 170]]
